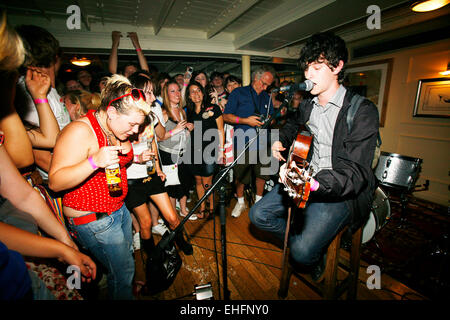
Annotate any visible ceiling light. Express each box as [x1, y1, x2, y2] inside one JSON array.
[[440, 62, 450, 76], [70, 57, 91, 67], [411, 0, 450, 12]]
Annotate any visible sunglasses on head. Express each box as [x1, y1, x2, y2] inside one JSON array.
[[107, 88, 146, 108]]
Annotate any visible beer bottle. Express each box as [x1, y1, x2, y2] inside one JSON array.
[[105, 163, 122, 197], [145, 139, 156, 176]]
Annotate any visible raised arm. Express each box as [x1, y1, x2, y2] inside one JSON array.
[[128, 32, 149, 72], [108, 31, 121, 74], [24, 68, 60, 148]]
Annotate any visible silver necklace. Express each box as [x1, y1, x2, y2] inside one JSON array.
[[95, 111, 114, 146]]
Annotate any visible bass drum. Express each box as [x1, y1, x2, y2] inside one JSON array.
[[362, 187, 391, 244]]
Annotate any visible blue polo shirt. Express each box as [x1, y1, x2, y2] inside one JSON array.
[[224, 85, 273, 151], [224, 85, 273, 132]]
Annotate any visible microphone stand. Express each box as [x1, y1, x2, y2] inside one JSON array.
[[157, 117, 273, 301]]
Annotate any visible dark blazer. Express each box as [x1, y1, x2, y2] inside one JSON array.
[[278, 88, 379, 231]]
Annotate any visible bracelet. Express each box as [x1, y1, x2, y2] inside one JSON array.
[[310, 178, 320, 192], [169, 130, 173, 137], [88, 156, 98, 170], [236, 116, 240, 124], [0, 133, 4, 146], [183, 83, 188, 87], [34, 98, 48, 104], [136, 48, 142, 52], [219, 146, 225, 151], [134, 154, 140, 163]]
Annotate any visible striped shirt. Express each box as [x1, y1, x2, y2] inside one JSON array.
[[307, 85, 346, 173]]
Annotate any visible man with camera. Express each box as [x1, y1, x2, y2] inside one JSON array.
[[223, 65, 275, 218]]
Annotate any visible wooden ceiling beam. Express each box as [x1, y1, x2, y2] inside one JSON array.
[[206, 0, 261, 39], [154, 0, 176, 36]]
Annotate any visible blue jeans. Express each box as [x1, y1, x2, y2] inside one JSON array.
[[68, 204, 134, 300], [249, 184, 351, 266], [28, 270, 55, 300]]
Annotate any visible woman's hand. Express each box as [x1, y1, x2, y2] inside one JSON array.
[[91, 146, 124, 168], [157, 169, 166, 182], [112, 31, 121, 46], [127, 32, 141, 49], [140, 149, 156, 163], [173, 120, 187, 134], [185, 122, 194, 131], [25, 67, 51, 100], [210, 88, 219, 105], [59, 246, 97, 283]]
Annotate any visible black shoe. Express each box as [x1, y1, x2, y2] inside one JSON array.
[[175, 230, 193, 255], [310, 253, 327, 283]]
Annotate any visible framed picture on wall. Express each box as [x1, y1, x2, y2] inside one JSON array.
[[344, 58, 393, 127], [413, 78, 450, 118]]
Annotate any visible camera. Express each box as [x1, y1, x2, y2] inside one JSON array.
[[184, 66, 193, 80]]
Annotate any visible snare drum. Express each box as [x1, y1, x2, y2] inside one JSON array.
[[374, 152, 422, 190], [362, 187, 391, 244]]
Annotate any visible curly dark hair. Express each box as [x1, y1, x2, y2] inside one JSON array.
[[298, 32, 348, 83]]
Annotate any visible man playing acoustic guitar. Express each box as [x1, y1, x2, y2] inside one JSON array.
[[249, 32, 380, 281]]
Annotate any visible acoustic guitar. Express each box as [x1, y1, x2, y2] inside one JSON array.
[[281, 125, 314, 208]]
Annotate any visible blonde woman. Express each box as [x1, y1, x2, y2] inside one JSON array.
[[49, 75, 151, 300], [159, 80, 196, 220], [64, 89, 101, 121]]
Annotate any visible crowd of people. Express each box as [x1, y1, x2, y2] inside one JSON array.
[[0, 19, 304, 300], [1, 10, 379, 301]]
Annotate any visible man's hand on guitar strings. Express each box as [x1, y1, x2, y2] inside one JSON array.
[[278, 162, 288, 184]]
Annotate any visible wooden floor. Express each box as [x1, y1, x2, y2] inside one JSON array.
[[137, 196, 428, 301]]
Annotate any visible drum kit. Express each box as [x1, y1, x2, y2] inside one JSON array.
[[362, 151, 426, 244]]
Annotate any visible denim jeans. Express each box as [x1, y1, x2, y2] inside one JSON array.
[[249, 184, 351, 266], [68, 204, 134, 300], [28, 270, 55, 300]]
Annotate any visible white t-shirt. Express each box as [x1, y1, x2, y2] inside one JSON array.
[[152, 98, 165, 127], [18, 76, 71, 130], [17, 76, 71, 180]]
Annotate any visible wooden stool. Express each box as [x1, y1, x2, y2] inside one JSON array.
[[278, 207, 363, 300]]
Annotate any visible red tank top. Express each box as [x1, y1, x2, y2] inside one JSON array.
[[63, 110, 133, 213]]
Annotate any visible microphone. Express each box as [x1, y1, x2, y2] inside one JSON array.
[[272, 80, 314, 93]]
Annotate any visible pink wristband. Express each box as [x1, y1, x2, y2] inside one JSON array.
[[183, 83, 188, 87], [134, 154, 140, 163], [310, 178, 319, 191], [88, 156, 98, 170], [236, 117, 240, 124], [169, 130, 173, 136], [136, 48, 142, 52], [34, 98, 48, 104]]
